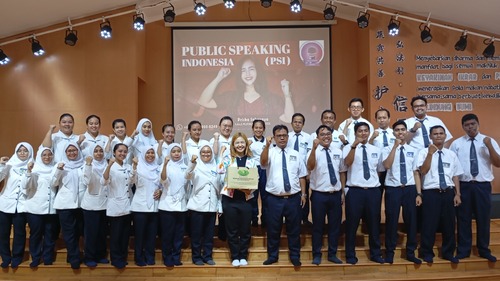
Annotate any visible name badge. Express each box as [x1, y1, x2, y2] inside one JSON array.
[[406, 152, 414, 158], [443, 162, 450, 168], [333, 154, 341, 160], [371, 153, 378, 159], [390, 138, 395, 143], [289, 155, 297, 161]]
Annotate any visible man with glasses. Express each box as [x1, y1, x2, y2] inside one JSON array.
[[308, 109, 346, 150], [405, 96, 452, 150], [338, 98, 374, 144]]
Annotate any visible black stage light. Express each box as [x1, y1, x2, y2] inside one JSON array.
[[388, 17, 400, 36], [261, 0, 272, 8], [454, 33, 467, 51], [357, 11, 370, 28], [194, 1, 207, 15], [64, 29, 78, 46], [100, 20, 112, 39], [133, 13, 145, 30], [163, 4, 176, 23], [323, 3, 337, 21], [419, 24, 432, 43], [224, 0, 235, 9], [0, 49, 10, 65], [483, 39, 495, 58], [290, 0, 301, 13], [30, 37, 45, 56]]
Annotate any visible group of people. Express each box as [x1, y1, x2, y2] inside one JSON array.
[[0, 95, 498, 270]]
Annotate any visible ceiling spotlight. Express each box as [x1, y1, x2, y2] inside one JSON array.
[[0, 49, 10, 65], [133, 13, 145, 30], [194, 0, 207, 15], [357, 11, 370, 29], [454, 32, 467, 51], [260, 0, 272, 8], [483, 38, 496, 58], [29, 37, 45, 56], [163, 4, 176, 23], [100, 19, 112, 39], [224, 0, 235, 9], [290, 0, 301, 13], [64, 29, 78, 46], [323, 3, 337, 21], [388, 16, 400, 36], [419, 23, 432, 43]]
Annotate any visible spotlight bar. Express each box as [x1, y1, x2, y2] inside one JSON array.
[[0, 49, 10, 65], [133, 13, 145, 30], [100, 19, 112, 39], [290, 0, 301, 13], [29, 37, 45, 56], [163, 4, 176, 23], [483, 38, 495, 58]]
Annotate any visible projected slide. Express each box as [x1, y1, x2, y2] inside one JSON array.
[[172, 26, 331, 137]]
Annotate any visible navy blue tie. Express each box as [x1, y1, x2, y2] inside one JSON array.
[[282, 149, 291, 192], [294, 134, 300, 152], [418, 120, 430, 148], [400, 146, 407, 185], [470, 138, 479, 177], [324, 148, 338, 186], [362, 145, 370, 180], [382, 131, 389, 147], [437, 151, 447, 190]]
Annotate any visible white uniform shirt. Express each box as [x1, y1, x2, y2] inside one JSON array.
[[130, 169, 161, 212], [309, 130, 344, 150], [52, 168, 86, 210], [81, 165, 107, 211], [343, 143, 384, 188], [186, 162, 221, 213], [0, 165, 27, 213], [158, 162, 189, 212], [184, 138, 204, 165], [80, 132, 109, 158], [249, 137, 266, 164], [262, 146, 308, 196], [287, 131, 311, 164], [23, 170, 58, 215], [102, 163, 136, 217], [106, 136, 134, 163], [307, 145, 346, 192], [382, 144, 418, 186], [338, 117, 374, 144], [50, 132, 79, 163], [405, 115, 452, 150], [416, 148, 463, 190], [450, 133, 500, 182], [373, 128, 396, 149]]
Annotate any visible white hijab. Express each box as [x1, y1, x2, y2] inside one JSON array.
[[60, 142, 84, 202], [135, 118, 157, 147], [137, 146, 160, 208], [89, 143, 106, 176], [7, 142, 34, 175], [166, 143, 187, 197], [32, 146, 55, 176], [194, 140, 219, 187]]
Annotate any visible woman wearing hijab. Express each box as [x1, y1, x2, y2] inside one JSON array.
[[103, 144, 137, 269], [52, 142, 85, 269], [131, 146, 161, 266], [159, 143, 189, 267], [24, 146, 58, 267], [81, 143, 109, 267], [130, 118, 157, 161], [0, 142, 34, 268], [186, 141, 222, 266]]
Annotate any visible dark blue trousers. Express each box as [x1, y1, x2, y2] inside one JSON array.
[[82, 210, 108, 263], [222, 196, 252, 260], [302, 180, 311, 222], [159, 210, 186, 266], [190, 211, 216, 263], [0, 211, 26, 266], [108, 215, 131, 266], [420, 189, 456, 260], [57, 209, 82, 266], [384, 185, 418, 258], [345, 187, 382, 260], [250, 166, 268, 225], [132, 212, 158, 265], [26, 213, 59, 264], [311, 190, 342, 259], [456, 181, 492, 257], [266, 193, 302, 261]]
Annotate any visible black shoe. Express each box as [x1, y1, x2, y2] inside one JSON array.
[[422, 256, 433, 264], [193, 260, 204, 266], [312, 257, 321, 265], [455, 254, 470, 259], [29, 261, 40, 268], [43, 261, 53, 266], [174, 261, 183, 266], [302, 220, 312, 226], [443, 256, 459, 264], [135, 261, 147, 267], [11, 260, 22, 269], [371, 256, 385, 264], [98, 258, 110, 264], [70, 262, 81, 269], [480, 254, 497, 262], [346, 257, 358, 265], [385, 255, 394, 264], [327, 256, 343, 264], [291, 259, 301, 267], [164, 261, 174, 267], [406, 255, 422, 264], [252, 220, 258, 227], [84, 261, 97, 267], [263, 258, 278, 265]]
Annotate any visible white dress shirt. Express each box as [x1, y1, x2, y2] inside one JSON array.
[[50, 132, 79, 163], [309, 130, 345, 150], [52, 168, 86, 210], [130, 170, 161, 212], [373, 128, 396, 149], [185, 162, 221, 213], [307, 145, 346, 192], [106, 136, 134, 163], [287, 131, 311, 164], [262, 146, 308, 196], [405, 115, 452, 150], [81, 165, 107, 211], [102, 163, 136, 217], [342, 143, 384, 188], [338, 117, 374, 144], [382, 144, 418, 186], [0, 165, 27, 213], [158, 162, 189, 212], [416, 148, 463, 189], [23, 170, 58, 215], [249, 136, 266, 164], [450, 133, 500, 182], [80, 132, 109, 158]]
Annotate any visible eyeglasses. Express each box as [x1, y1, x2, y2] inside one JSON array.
[[319, 133, 332, 137], [350, 106, 363, 110], [275, 134, 288, 139]]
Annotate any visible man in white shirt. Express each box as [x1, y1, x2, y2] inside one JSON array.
[[405, 96, 452, 150], [308, 109, 346, 150], [416, 125, 463, 264], [261, 125, 307, 267], [307, 125, 346, 265], [343, 122, 384, 265], [369, 108, 395, 149], [450, 114, 500, 262], [338, 98, 374, 145]]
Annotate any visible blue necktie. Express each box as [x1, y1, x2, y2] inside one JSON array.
[[437, 151, 447, 190], [362, 145, 370, 180], [382, 131, 389, 147], [282, 149, 291, 192], [400, 146, 407, 185], [418, 119, 430, 148], [470, 138, 479, 177], [294, 134, 300, 152], [324, 148, 338, 186]]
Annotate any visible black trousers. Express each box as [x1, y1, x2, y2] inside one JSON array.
[[108, 215, 131, 265], [27, 213, 59, 264], [0, 211, 26, 266], [159, 210, 186, 266], [82, 209, 108, 263], [222, 196, 252, 260]]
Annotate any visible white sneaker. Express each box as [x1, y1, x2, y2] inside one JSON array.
[[232, 259, 240, 267], [239, 259, 248, 266]]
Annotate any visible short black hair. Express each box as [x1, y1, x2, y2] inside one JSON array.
[[59, 113, 74, 122], [375, 108, 390, 119], [252, 119, 266, 130], [429, 125, 445, 135], [219, 116, 233, 126], [291, 113, 305, 124], [349, 98, 364, 107], [411, 96, 427, 107], [112, 118, 126, 128], [86, 114, 100, 125], [392, 120, 407, 130], [320, 109, 336, 120], [272, 124, 289, 135], [461, 113, 479, 125], [316, 125, 333, 135], [162, 124, 175, 133], [188, 120, 201, 131], [354, 121, 370, 133]]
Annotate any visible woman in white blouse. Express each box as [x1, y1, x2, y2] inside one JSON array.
[[0, 142, 34, 268], [103, 143, 137, 269], [130, 118, 157, 161], [130, 146, 161, 266], [24, 146, 58, 267], [159, 143, 189, 267], [80, 115, 109, 158]]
